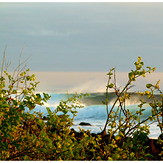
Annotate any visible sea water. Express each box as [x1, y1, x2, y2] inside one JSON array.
[[29, 92, 162, 139]]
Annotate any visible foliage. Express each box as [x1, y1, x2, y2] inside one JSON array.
[[0, 53, 162, 160], [101, 56, 162, 160]]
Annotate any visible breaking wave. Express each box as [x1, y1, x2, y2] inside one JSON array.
[[29, 92, 161, 138]]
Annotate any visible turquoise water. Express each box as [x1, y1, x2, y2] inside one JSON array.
[[29, 92, 161, 138]]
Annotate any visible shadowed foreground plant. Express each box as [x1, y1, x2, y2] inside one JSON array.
[[0, 51, 162, 160], [101, 57, 162, 160], [0, 51, 51, 160]]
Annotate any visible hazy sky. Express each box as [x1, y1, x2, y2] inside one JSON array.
[[1, 3, 163, 72], [33, 71, 163, 92]]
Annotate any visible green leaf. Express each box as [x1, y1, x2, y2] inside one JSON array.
[[107, 72, 113, 76], [128, 72, 133, 80], [107, 83, 114, 88], [146, 83, 152, 88], [108, 157, 113, 161], [134, 61, 139, 65], [15, 144, 21, 151], [18, 144, 21, 151], [140, 62, 144, 65], [101, 101, 106, 105], [23, 155, 28, 160], [2, 104, 9, 108], [3, 142, 8, 150], [146, 66, 151, 69], [46, 107, 52, 117], [145, 153, 154, 159], [138, 56, 141, 63]]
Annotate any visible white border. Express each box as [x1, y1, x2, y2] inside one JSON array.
[[1, 0, 163, 2]]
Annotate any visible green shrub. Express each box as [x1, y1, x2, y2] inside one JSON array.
[[0, 52, 162, 160], [101, 56, 162, 160]]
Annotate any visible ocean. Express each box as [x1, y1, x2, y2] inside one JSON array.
[[28, 92, 162, 139]]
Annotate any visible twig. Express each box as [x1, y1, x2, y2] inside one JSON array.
[[102, 80, 131, 137], [1, 46, 7, 80]]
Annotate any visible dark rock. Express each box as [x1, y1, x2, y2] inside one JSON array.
[[79, 122, 92, 126], [50, 127, 56, 133], [42, 116, 47, 120], [70, 128, 77, 134]]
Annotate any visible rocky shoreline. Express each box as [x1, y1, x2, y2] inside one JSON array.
[[69, 128, 162, 160], [41, 116, 162, 160]]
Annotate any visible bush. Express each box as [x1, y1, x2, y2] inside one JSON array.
[[0, 52, 162, 160]]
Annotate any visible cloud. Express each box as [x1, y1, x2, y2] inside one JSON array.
[[27, 29, 81, 37], [1, 3, 163, 72]]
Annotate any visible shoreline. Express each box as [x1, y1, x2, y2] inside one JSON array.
[[69, 128, 163, 161]]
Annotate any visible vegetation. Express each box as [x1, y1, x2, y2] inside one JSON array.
[[0, 51, 162, 160]]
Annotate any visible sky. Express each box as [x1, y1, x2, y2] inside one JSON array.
[[32, 71, 163, 92], [1, 3, 163, 72], [0, 2, 163, 92]]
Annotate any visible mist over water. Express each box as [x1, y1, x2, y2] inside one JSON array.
[[33, 71, 162, 139], [31, 92, 162, 139], [35, 72, 163, 93]]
